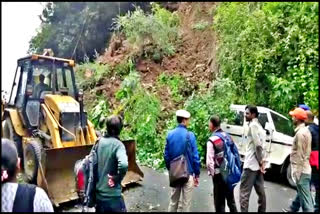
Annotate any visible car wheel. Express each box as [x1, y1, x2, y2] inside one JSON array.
[[286, 163, 297, 188]]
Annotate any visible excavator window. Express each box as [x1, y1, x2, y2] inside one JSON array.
[[8, 66, 21, 106], [15, 62, 31, 108], [56, 67, 76, 98], [31, 63, 52, 99]]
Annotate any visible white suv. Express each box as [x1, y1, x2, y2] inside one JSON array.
[[221, 104, 296, 187]]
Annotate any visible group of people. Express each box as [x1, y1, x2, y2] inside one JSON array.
[[164, 104, 318, 212], [1, 104, 318, 212], [283, 105, 319, 212]]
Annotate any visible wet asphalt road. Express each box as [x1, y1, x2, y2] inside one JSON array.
[[61, 166, 297, 212]]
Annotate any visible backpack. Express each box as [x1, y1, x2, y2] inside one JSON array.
[[213, 132, 242, 190], [74, 140, 100, 209]]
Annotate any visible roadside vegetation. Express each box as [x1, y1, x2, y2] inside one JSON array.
[[214, 2, 318, 115]]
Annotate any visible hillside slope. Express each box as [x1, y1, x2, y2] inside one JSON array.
[[84, 2, 218, 121]]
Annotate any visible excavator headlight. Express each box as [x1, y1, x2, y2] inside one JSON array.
[[69, 60, 75, 67]]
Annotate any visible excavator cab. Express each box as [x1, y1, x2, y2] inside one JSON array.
[[2, 51, 143, 207]]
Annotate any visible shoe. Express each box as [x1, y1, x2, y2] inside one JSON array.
[[282, 207, 294, 212]]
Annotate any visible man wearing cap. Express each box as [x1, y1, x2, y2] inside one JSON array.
[[283, 107, 313, 212], [164, 109, 201, 212]]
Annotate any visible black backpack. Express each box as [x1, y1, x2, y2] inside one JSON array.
[[74, 140, 100, 209]]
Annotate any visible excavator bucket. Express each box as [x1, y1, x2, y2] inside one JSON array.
[[121, 140, 144, 188], [37, 140, 143, 206], [37, 145, 93, 207]]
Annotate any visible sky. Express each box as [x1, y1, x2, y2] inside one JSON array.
[[1, 2, 44, 100]]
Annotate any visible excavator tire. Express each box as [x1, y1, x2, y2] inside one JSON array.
[[24, 141, 42, 184]]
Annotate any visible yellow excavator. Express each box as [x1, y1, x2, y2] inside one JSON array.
[[1, 50, 143, 207]]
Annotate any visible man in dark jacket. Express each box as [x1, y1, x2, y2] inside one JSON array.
[[306, 110, 319, 213], [164, 109, 201, 212], [95, 115, 128, 212]]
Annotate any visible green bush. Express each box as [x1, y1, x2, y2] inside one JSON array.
[[75, 62, 111, 89], [164, 78, 237, 165], [87, 96, 111, 132], [157, 73, 185, 102], [114, 3, 180, 58], [115, 71, 140, 100], [192, 21, 210, 31], [214, 2, 319, 115], [113, 58, 135, 78], [114, 71, 164, 169]]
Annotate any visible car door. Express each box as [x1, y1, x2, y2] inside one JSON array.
[[268, 111, 294, 166], [221, 109, 246, 158]]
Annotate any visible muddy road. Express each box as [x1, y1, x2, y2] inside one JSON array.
[[60, 166, 296, 212]]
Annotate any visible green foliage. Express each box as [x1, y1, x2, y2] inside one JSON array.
[[151, 2, 180, 27], [214, 2, 319, 115], [192, 21, 210, 31], [28, 2, 150, 62], [164, 78, 237, 165], [114, 3, 180, 59], [115, 71, 140, 100], [114, 58, 135, 77], [121, 88, 163, 169], [87, 96, 111, 132], [114, 72, 164, 169], [157, 73, 185, 102], [75, 62, 111, 89]]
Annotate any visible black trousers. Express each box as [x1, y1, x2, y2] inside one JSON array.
[[239, 168, 266, 212], [212, 173, 238, 212]]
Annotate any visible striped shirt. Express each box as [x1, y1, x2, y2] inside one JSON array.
[[206, 129, 227, 176]]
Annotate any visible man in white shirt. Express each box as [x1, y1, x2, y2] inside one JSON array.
[[239, 105, 267, 212]]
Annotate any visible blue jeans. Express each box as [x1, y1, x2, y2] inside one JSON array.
[[96, 196, 127, 212], [290, 173, 314, 212]]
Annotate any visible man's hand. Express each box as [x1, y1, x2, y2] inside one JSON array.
[[108, 174, 115, 187], [193, 176, 199, 187], [291, 169, 297, 184], [260, 161, 266, 174]]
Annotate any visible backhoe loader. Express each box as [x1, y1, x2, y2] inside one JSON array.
[[1, 51, 143, 207]]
